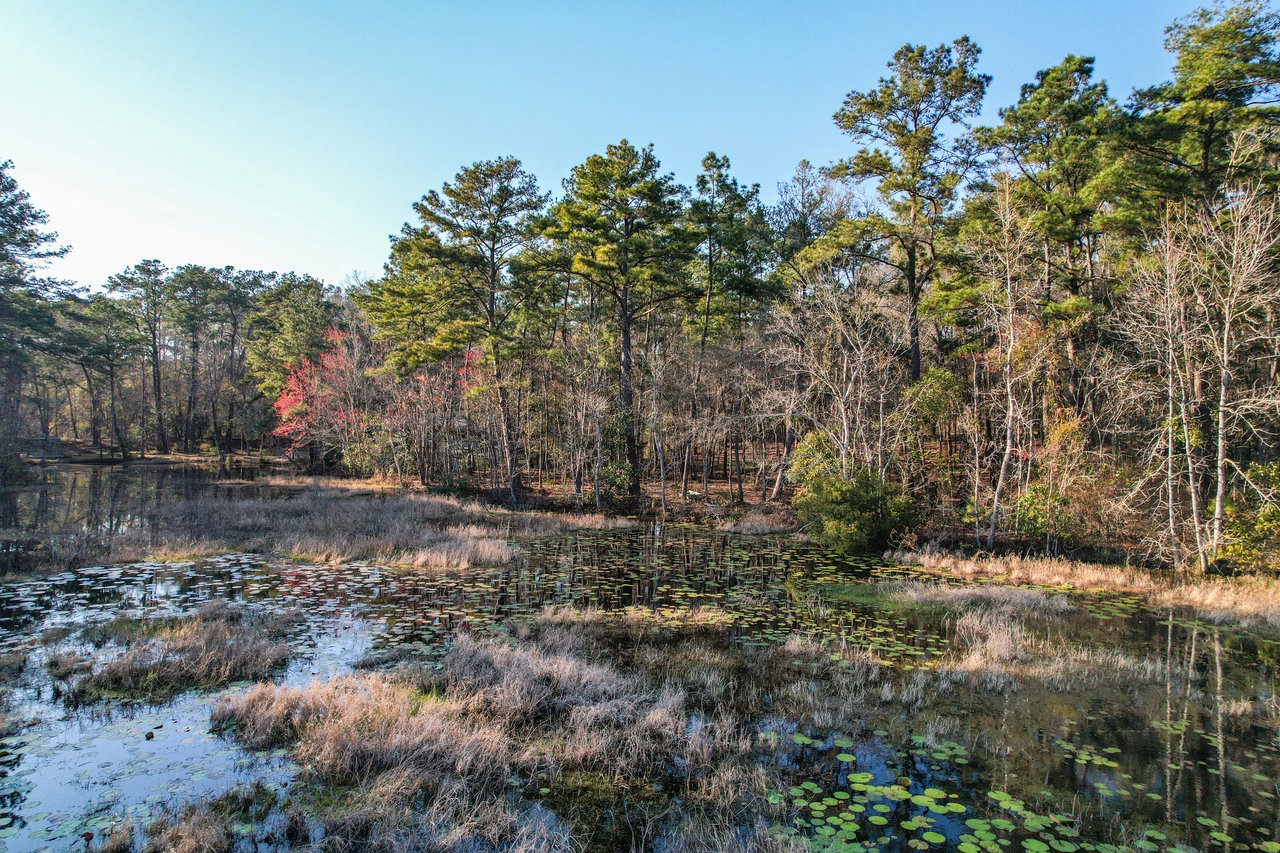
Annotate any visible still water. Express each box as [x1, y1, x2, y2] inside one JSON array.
[[0, 466, 1277, 852]]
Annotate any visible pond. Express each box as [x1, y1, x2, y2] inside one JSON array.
[[1, 466, 1278, 852], [0, 462, 283, 574]]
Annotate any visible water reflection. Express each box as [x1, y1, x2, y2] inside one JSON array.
[[0, 463, 278, 573]]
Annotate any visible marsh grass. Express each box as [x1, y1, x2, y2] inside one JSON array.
[[39, 625, 75, 645], [892, 548, 1280, 629], [140, 783, 275, 853], [302, 781, 579, 853], [663, 818, 811, 853], [209, 607, 876, 852], [0, 691, 15, 738], [144, 595, 1184, 851], [889, 581, 1074, 617], [720, 507, 799, 535], [0, 653, 27, 736], [75, 600, 301, 701], [938, 605, 1164, 694], [44, 649, 92, 680], [216, 630, 690, 785], [0, 650, 26, 679], [114, 487, 635, 569], [212, 635, 679, 850], [88, 819, 134, 853], [1033, 645, 1165, 691]]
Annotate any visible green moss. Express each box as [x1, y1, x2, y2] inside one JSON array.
[[538, 771, 670, 853]]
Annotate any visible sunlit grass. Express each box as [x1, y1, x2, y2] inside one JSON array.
[[109, 487, 636, 569], [891, 548, 1280, 629]]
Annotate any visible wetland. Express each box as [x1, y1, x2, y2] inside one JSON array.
[[1, 465, 1278, 852]]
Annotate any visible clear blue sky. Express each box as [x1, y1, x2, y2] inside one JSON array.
[[3, 0, 1195, 289]]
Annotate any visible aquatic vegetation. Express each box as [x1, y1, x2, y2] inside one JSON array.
[[43, 649, 92, 680], [87, 819, 133, 853], [212, 624, 745, 851], [74, 600, 302, 701], [662, 817, 809, 852], [0, 650, 26, 678], [215, 629, 693, 782], [4, 524, 1280, 851], [139, 782, 276, 853], [1031, 645, 1165, 691], [0, 693, 16, 738]]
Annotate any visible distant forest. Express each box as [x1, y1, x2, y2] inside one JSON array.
[[3, 2, 1280, 571]]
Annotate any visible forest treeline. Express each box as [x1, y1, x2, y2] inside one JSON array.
[[3, 2, 1280, 570]]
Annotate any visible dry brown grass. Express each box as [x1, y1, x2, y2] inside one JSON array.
[[203, 599, 1100, 851], [525, 605, 891, 723], [1150, 577, 1280, 629], [1033, 646, 1165, 691], [89, 819, 134, 853], [218, 627, 690, 785], [140, 783, 275, 853], [0, 650, 26, 679], [118, 488, 634, 569], [890, 548, 1161, 591], [143, 808, 229, 853], [307, 781, 579, 853], [953, 609, 1027, 665], [228, 675, 516, 789], [719, 507, 798, 535], [210, 618, 703, 851], [892, 548, 1280, 629], [77, 600, 300, 701], [663, 818, 810, 853], [209, 608, 843, 851], [890, 581, 1074, 617], [938, 607, 1164, 694], [0, 692, 15, 738], [44, 649, 92, 680]]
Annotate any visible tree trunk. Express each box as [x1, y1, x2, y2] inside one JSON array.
[[651, 362, 667, 514], [1166, 346, 1182, 566], [109, 363, 128, 461], [150, 331, 169, 453], [82, 365, 103, 450], [0, 354, 25, 486], [184, 337, 200, 452], [988, 276, 1017, 550], [593, 413, 603, 511], [618, 305, 641, 497], [1210, 345, 1231, 559], [907, 246, 921, 383], [770, 368, 803, 500], [495, 371, 521, 507]]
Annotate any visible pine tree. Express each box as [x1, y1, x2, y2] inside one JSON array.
[[831, 38, 990, 382], [0, 160, 69, 483], [365, 157, 548, 504], [546, 140, 696, 498]]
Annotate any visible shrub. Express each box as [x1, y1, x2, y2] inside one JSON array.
[[1012, 482, 1079, 543], [1223, 462, 1280, 574], [592, 462, 634, 513], [788, 433, 919, 553]]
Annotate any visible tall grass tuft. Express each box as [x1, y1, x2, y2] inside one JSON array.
[[76, 601, 300, 701]]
